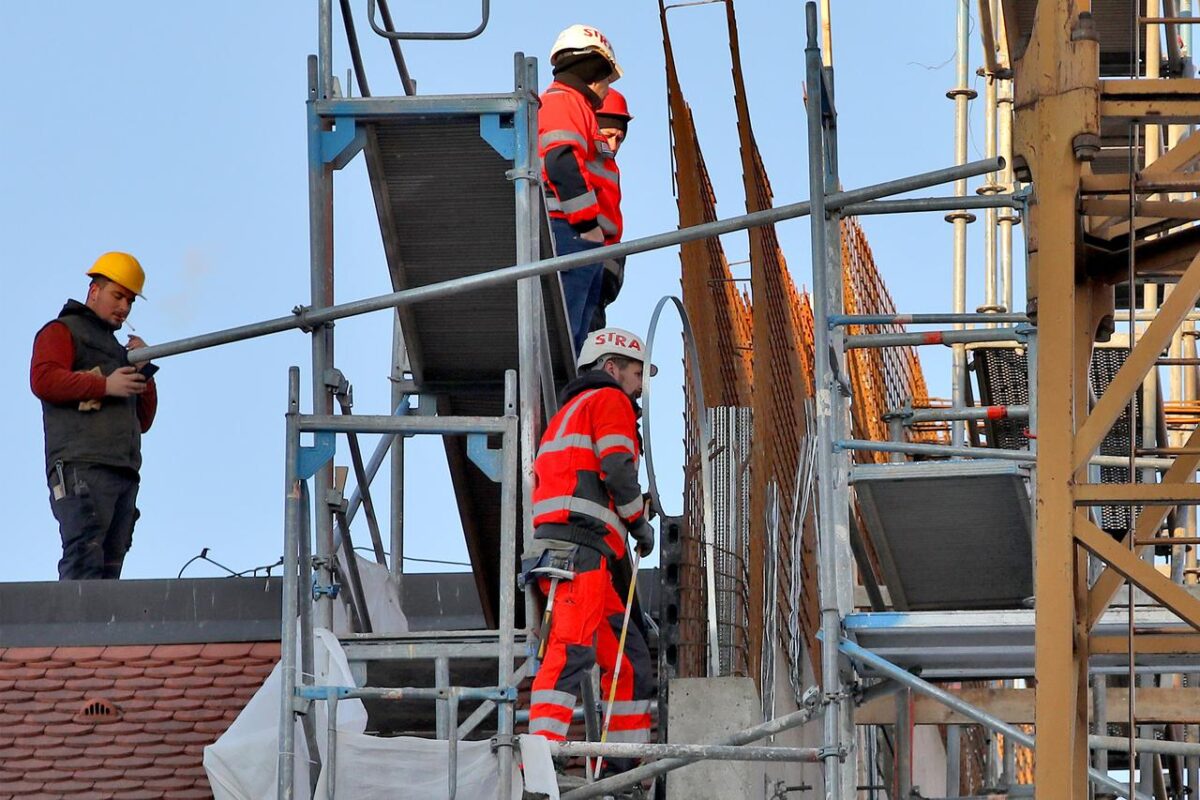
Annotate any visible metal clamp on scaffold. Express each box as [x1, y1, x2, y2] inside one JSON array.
[[505, 167, 539, 183]]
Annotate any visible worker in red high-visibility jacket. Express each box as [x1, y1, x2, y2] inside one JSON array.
[[539, 24, 623, 354], [590, 88, 633, 332], [527, 328, 657, 773]]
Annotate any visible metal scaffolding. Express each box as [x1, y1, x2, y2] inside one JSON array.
[[111, 2, 1200, 798]]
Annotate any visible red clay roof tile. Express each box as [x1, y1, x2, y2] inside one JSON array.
[[42, 780, 95, 794], [1, 639, 274, 798], [201, 642, 254, 658], [163, 674, 213, 690], [98, 645, 156, 661], [0, 647, 58, 663], [148, 644, 205, 659]]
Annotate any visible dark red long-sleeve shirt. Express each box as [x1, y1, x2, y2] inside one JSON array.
[[30, 321, 157, 433]]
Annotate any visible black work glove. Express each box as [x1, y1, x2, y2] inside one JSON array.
[[642, 492, 657, 522], [630, 518, 655, 558]]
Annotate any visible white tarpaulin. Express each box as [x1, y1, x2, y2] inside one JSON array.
[[205, 624, 523, 800], [204, 627, 367, 800], [313, 733, 523, 799], [331, 553, 410, 636]]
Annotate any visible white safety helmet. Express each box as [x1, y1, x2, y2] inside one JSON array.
[[578, 328, 657, 376], [550, 24, 623, 81]]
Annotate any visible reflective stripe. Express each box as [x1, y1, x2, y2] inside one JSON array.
[[586, 158, 618, 183], [544, 196, 562, 212], [533, 496, 625, 533], [540, 433, 595, 455], [610, 700, 652, 715], [604, 727, 650, 743], [616, 497, 644, 519], [553, 390, 601, 438], [531, 689, 578, 709], [540, 129, 589, 150], [529, 716, 572, 737], [595, 434, 636, 455], [558, 191, 598, 215], [597, 214, 619, 236]]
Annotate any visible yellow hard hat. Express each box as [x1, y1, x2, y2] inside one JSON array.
[[86, 251, 146, 297]]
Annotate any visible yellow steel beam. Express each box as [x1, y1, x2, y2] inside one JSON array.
[[1080, 173, 1200, 195], [1099, 79, 1200, 123], [1101, 79, 1200, 97], [1087, 132, 1200, 232], [1016, 1, 1098, 794], [1076, 517, 1200, 632], [1074, 482, 1200, 505], [1091, 632, 1200, 656], [1073, 249, 1200, 473], [1087, 422, 1200, 629], [1083, 198, 1200, 221]]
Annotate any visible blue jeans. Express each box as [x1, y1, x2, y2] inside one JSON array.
[[551, 218, 605, 355], [48, 462, 140, 579]]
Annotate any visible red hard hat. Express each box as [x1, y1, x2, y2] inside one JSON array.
[[598, 88, 633, 122]]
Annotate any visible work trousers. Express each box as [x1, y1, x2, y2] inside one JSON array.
[[551, 217, 605, 355], [48, 462, 140, 580], [528, 555, 654, 745]]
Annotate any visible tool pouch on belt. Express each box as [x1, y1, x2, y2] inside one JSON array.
[[518, 539, 578, 592]]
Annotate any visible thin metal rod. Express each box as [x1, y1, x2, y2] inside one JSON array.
[[950, 0, 972, 447], [838, 638, 1152, 800], [366, 0, 489, 40], [335, 399, 407, 551], [373, 0, 416, 95], [548, 740, 823, 762], [838, 438, 1174, 469], [296, 684, 514, 702], [132, 157, 1004, 364], [335, 396, 387, 564], [558, 700, 821, 800], [839, 194, 1021, 216], [902, 404, 1029, 423], [496, 369, 519, 800], [845, 327, 1023, 349], [805, 6, 849, 798], [278, 368, 302, 800], [299, 414, 506, 435], [830, 312, 1030, 326], [337, 0, 370, 97]]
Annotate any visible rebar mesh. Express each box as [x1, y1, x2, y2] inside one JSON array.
[[663, 9, 754, 681], [842, 218, 945, 459]]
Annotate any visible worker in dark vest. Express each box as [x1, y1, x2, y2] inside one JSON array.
[[590, 88, 633, 332], [539, 24, 623, 353], [30, 252, 159, 580]]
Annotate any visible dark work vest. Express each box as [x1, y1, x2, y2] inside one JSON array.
[[39, 300, 142, 476]]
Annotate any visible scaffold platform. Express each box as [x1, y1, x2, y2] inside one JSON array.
[[852, 460, 1033, 610]]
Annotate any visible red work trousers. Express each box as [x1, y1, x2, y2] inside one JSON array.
[[528, 557, 653, 743]]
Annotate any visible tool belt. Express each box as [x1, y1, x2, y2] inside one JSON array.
[[518, 539, 579, 592]]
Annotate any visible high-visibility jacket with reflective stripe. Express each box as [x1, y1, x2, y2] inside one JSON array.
[[533, 373, 644, 558], [538, 81, 622, 242]]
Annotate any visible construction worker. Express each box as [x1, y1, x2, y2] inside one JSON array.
[[590, 88, 633, 332], [30, 252, 158, 580], [527, 328, 656, 770], [539, 24, 623, 354]]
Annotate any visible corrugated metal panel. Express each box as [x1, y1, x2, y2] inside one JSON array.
[[852, 461, 1033, 610]]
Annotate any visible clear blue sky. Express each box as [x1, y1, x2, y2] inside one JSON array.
[[2, 3, 1016, 582]]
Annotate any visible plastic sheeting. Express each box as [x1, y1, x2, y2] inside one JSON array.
[[331, 553, 410, 636], [205, 625, 522, 799], [204, 627, 367, 800], [313, 733, 523, 799]]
